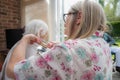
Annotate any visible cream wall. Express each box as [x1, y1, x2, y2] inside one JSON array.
[[21, 0, 48, 27]]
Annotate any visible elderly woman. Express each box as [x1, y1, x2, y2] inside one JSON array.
[[0, 19, 48, 80], [6, 0, 112, 80]]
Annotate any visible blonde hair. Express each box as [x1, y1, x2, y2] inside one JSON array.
[[68, 0, 107, 39], [24, 19, 48, 37]]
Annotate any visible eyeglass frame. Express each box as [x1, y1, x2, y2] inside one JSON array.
[[63, 12, 78, 23]]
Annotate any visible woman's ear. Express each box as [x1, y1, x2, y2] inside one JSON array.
[[76, 12, 81, 25], [42, 32, 49, 41]]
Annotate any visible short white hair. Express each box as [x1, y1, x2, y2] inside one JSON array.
[[23, 19, 48, 36]]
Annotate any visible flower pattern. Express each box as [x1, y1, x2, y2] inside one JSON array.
[[94, 73, 104, 80], [36, 57, 47, 68], [14, 31, 112, 80], [80, 70, 95, 80]]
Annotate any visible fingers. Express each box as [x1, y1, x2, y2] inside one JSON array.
[[47, 41, 57, 48], [22, 34, 41, 44], [30, 38, 37, 44], [30, 35, 41, 44], [22, 34, 58, 49]]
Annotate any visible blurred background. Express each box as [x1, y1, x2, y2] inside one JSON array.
[[0, 1, 120, 79]]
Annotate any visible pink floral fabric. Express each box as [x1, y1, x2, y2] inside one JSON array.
[[14, 31, 112, 80]]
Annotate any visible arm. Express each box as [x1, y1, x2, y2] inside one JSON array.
[[6, 34, 39, 79], [9, 43, 70, 80]]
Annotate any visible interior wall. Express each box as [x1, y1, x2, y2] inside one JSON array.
[[0, 0, 21, 50], [21, 0, 48, 27], [0, 0, 21, 70]]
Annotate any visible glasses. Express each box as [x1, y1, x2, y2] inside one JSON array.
[[63, 12, 78, 23]]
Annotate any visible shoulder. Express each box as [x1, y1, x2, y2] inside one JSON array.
[[44, 37, 107, 56], [63, 38, 106, 47]]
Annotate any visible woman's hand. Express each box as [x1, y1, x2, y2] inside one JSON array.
[[21, 34, 41, 44], [47, 41, 58, 48]]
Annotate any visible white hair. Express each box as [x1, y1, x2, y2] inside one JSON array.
[[23, 19, 48, 36]]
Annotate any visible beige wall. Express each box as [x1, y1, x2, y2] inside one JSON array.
[[21, 0, 48, 27]]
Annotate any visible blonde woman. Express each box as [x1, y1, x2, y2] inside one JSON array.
[[6, 0, 112, 80], [0, 19, 48, 80]]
